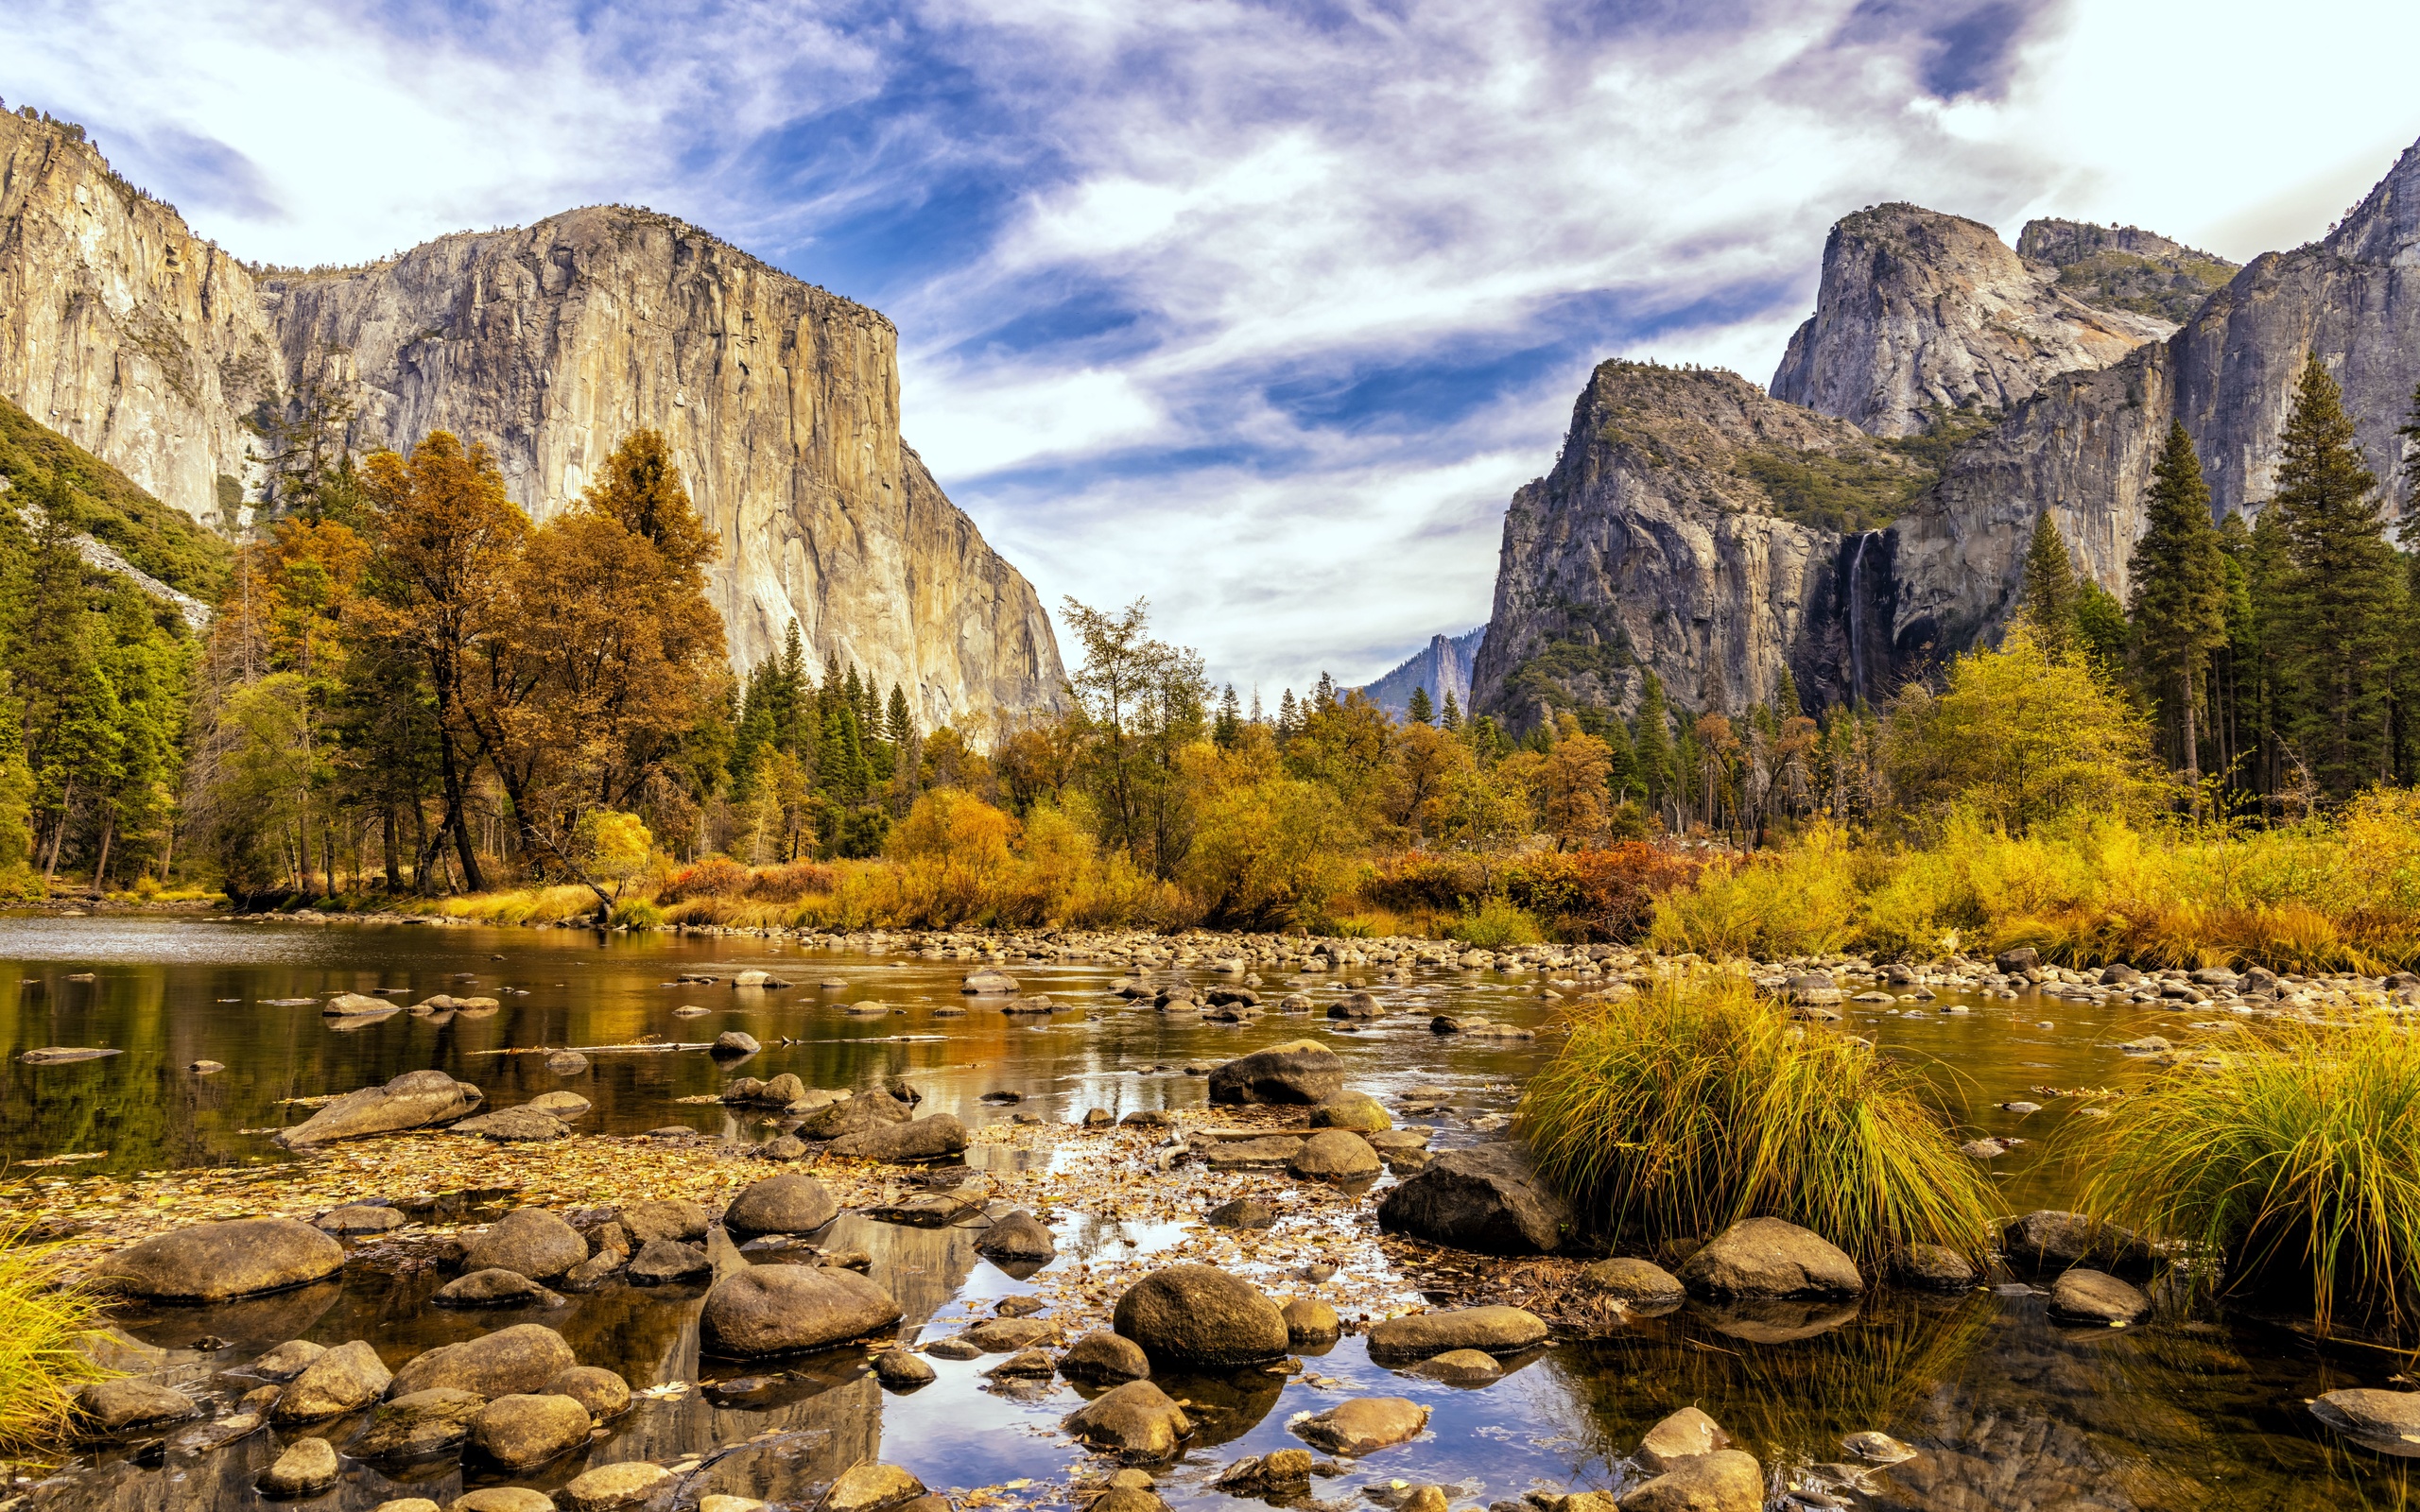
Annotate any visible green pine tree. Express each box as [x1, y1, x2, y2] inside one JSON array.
[[1407, 685, 1433, 725], [2270, 356, 2404, 796], [1213, 684, 1242, 747], [1601, 707, 1639, 804], [2018, 509, 2081, 654], [1439, 688, 1461, 730], [1633, 673, 1673, 808], [886, 682, 912, 748], [2128, 421, 2230, 797]]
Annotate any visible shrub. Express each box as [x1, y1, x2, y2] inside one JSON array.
[[1649, 823, 1865, 959], [1361, 851, 1485, 915], [745, 861, 838, 902], [1447, 896, 1542, 948], [1503, 842, 1704, 942], [609, 897, 666, 929], [886, 788, 1020, 926], [0, 1220, 111, 1452], [1181, 776, 1361, 930], [2078, 1020, 2420, 1335], [657, 856, 752, 903], [1519, 971, 1993, 1269]]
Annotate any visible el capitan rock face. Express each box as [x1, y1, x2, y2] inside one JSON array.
[[0, 110, 1063, 729]]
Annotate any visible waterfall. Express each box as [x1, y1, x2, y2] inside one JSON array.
[[1847, 533, 1870, 710]]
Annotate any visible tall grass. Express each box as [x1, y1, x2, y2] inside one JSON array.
[[0, 1221, 111, 1451], [1518, 971, 1994, 1270], [1447, 896, 1543, 948], [1650, 821, 1865, 958], [2077, 1021, 2420, 1335]]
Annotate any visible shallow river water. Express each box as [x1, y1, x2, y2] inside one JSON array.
[[4, 917, 2415, 1512]]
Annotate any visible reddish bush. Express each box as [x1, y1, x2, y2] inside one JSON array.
[[657, 856, 752, 903], [1504, 843, 1705, 942]]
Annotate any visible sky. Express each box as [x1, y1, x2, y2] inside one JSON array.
[[8, 0, 2420, 699]]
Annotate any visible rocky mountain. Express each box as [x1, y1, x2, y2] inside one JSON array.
[[1468, 362, 1935, 724], [1769, 203, 2179, 437], [0, 108, 1065, 729], [2016, 218, 2238, 325], [1475, 136, 2420, 728], [1358, 627, 1484, 719]]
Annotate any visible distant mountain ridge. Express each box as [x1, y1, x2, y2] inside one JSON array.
[[1359, 627, 1485, 717]]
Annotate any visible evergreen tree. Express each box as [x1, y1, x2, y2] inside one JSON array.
[[2270, 356, 2403, 796], [1407, 685, 1433, 725], [2018, 509, 2081, 654], [1312, 671, 1338, 713], [1774, 666, 1801, 721], [774, 621, 807, 752], [1213, 684, 1242, 747], [1278, 689, 1299, 739], [2128, 421, 2230, 798], [886, 683, 912, 747], [1439, 688, 1461, 730], [1601, 708, 1639, 803], [1633, 672, 1673, 807]]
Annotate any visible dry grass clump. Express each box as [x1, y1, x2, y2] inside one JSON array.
[[2078, 1019, 2420, 1335], [1518, 971, 1993, 1271], [0, 1220, 111, 1451]]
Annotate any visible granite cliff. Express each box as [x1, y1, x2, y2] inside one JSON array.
[[1769, 203, 2184, 437], [0, 108, 1064, 729], [1358, 627, 1484, 719]]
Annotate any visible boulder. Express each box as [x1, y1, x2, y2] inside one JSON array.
[[95, 1217, 344, 1301], [1291, 1397, 1429, 1455], [1578, 1258, 1685, 1307], [960, 1316, 1057, 1351], [462, 1209, 589, 1280], [628, 1239, 712, 1284], [472, 1392, 593, 1469], [318, 1203, 408, 1234], [713, 1031, 762, 1056], [1894, 1246, 1979, 1291], [1375, 1144, 1572, 1255], [1288, 1129, 1381, 1180], [874, 1349, 937, 1387], [1326, 992, 1385, 1020], [274, 1338, 393, 1419], [1063, 1379, 1191, 1458], [1636, 1406, 1730, 1471], [829, 1114, 967, 1162], [1059, 1330, 1151, 1383], [975, 1210, 1057, 1262], [350, 1388, 487, 1460], [824, 1464, 928, 1512], [275, 1070, 484, 1146], [616, 1198, 709, 1245], [76, 1379, 199, 1434], [561, 1463, 673, 1512], [451, 1108, 570, 1142], [699, 1264, 903, 1357], [1281, 1296, 1340, 1348], [1676, 1218, 1862, 1298], [1995, 948, 2040, 974], [2048, 1268, 2151, 1325], [1215, 1451, 1315, 1495], [2001, 1211, 2154, 1275], [250, 1340, 327, 1381], [1616, 1450, 1763, 1512], [453, 1491, 560, 1512], [963, 969, 1021, 995], [1207, 1040, 1346, 1105], [258, 1435, 340, 1497], [434, 1268, 556, 1308], [1409, 1349, 1501, 1385], [324, 992, 395, 1016], [722, 1174, 839, 1236], [1309, 1091, 1392, 1132], [1365, 1306, 1547, 1361], [546, 1366, 631, 1420], [1202, 1135, 1306, 1169], [527, 1091, 591, 1118], [1205, 1197, 1278, 1230], [544, 1051, 589, 1076], [1113, 1264, 1289, 1366], [2312, 1388, 2420, 1443], [389, 1324, 578, 1399]]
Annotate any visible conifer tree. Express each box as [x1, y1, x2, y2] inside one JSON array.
[[2270, 356, 2403, 795], [1277, 689, 1299, 739], [1633, 673, 1673, 809], [1312, 671, 1338, 713], [1601, 707, 1639, 803], [1407, 685, 1433, 725], [1439, 688, 1461, 730], [2018, 509, 2081, 654], [774, 621, 807, 752], [2128, 421, 2230, 796], [1213, 684, 1241, 747], [886, 683, 912, 747]]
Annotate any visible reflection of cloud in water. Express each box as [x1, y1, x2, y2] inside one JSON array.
[[0, 919, 341, 964]]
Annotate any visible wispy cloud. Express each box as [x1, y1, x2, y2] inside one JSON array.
[[6, 0, 2418, 699]]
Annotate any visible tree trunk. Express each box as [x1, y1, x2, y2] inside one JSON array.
[[2181, 673, 2202, 817], [89, 813, 113, 899], [383, 803, 403, 891], [435, 722, 485, 892], [43, 780, 74, 883]]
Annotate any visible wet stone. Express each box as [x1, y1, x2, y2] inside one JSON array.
[[257, 1435, 339, 1497], [273, 1337, 393, 1420], [318, 1203, 408, 1234], [827, 1464, 929, 1512], [560, 1462, 673, 1512], [76, 1379, 199, 1434], [2048, 1267, 2151, 1325], [1366, 1306, 1547, 1361], [1059, 1330, 1151, 1382], [1579, 1258, 1685, 1306], [389, 1323, 578, 1399], [1291, 1396, 1429, 1455], [628, 1238, 712, 1283], [472, 1391, 594, 1469], [1206, 1197, 1279, 1229], [1676, 1218, 1861, 1298], [434, 1267, 557, 1307], [1637, 1406, 1730, 1471], [1409, 1349, 1502, 1385], [1064, 1379, 1192, 1458], [1114, 1263, 1289, 1366], [350, 1388, 487, 1460], [461, 1208, 588, 1280], [1616, 1450, 1763, 1512], [875, 1349, 937, 1388]]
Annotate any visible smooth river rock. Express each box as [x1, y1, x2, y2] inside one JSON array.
[[722, 1174, 839, 1237], [1063, 1379, 1192, 1458], [95, 1217, 345, 1302], [389, 1324, 579, 1399], [1676, 1218, 1862, 1298], [273, 1338, 393, 1420], [461, 1209, 589, 1280], [1207, 1040, 1346, 1105], [1112, 1264, 1289, 1367], [471, 1392, 594, 1469], [2048, 1267, 2152, 1325], [698, 1264, 903, 1357], [1365, 1306, 1547, 1361], [275, 1070, 484, 1147], [1374, 1143, 1573, 1254], [1291, 1397, 1429, 1455]]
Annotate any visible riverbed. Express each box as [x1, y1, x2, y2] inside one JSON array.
[[4, 917, 2412, 1511]]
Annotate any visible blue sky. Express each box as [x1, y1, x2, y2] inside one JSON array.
[[9, 0, 2420, 697]]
